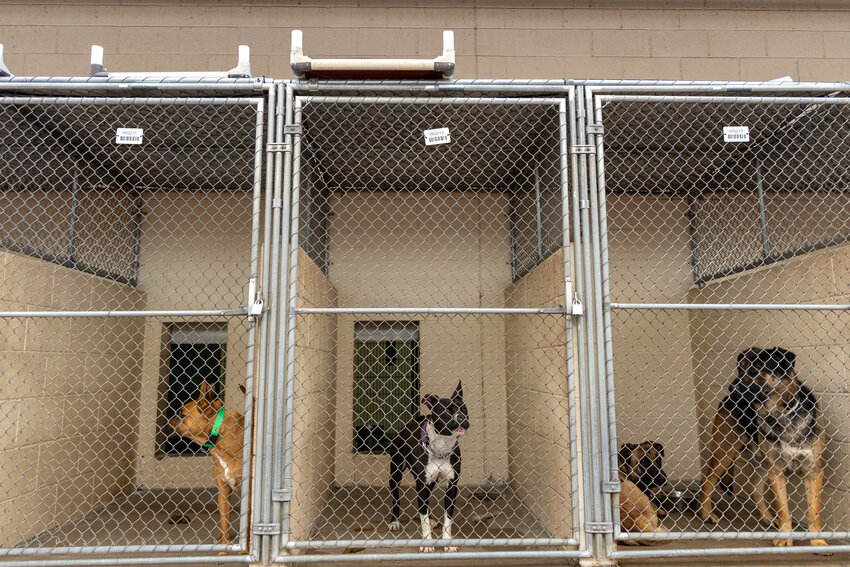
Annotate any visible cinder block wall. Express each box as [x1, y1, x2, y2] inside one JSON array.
[[4, 0, 850, 81], [0, 251, 144, 546], [289, 247, 338, 541], [689, 243, 850, 528], [505, 248, 574, 538]]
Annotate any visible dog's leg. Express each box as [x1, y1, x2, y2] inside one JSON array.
[[767, 467, 793, 547], [416, 478, 434, 552], [805, 466, 827, 546], [752, 474, 774, 527], [388, 456, 404, 532], [216, 477, 233, 544], [699, 445, 740, 523], [442, 477, 459, 552]]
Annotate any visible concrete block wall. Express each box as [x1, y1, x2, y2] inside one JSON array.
[[505, 248, 574, 538], [0, 250, 145, 546], [4, 1, 850, 82]]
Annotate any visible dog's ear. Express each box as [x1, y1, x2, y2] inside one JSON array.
[[423, 394, 439, 410], [452, 381, 463, 401], [198, 381, 216, 409], [653, 442, 665, 459], [618, 443, 634, 465]]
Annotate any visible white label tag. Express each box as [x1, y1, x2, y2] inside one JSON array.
[[116, 128, 144, 145], [723, 126, 750, 143], [423, 127, 451, 146]]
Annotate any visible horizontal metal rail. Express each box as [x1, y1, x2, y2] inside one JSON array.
[[0, 544, 240, 556], [277, 550, 591, 563], [0, 309, 248, 317], [611, 544, 850, 559], [599, 94, 850, 105], [0, 96, 261, 105], [301, 96, 564, 105], [293, 307, 571, 315], [610, 303, 850, 311], [619, 531, 850, 540], [1, 556, 255, 567], [287, 537, 579, 548]]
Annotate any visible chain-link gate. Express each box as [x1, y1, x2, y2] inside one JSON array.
[[587, 88, 850, 559], [0, 89, 265, 563], [274, 90, 589, 563]]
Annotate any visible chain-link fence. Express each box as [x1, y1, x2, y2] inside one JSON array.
[[279, 95, 581, 559], [597, 93, 850, 552], [0, 94, 262, 559]]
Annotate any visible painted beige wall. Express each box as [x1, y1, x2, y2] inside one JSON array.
[[606, 195, 702, 482], [328, 191, 510, 486], [505, 248, 575, 538], [288, 247, 338, 541], [689, 242, 850, 527], [0, 250, 144, 546], [134, 191, 253, 489], [5, 1, 850, 82]]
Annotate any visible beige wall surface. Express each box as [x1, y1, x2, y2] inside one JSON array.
[[0, 251, 144, 546], [505, 248, 574, 538], [4, 1, 850, 82], [690, 242, 850, 528], [328, 191, 511, 486]]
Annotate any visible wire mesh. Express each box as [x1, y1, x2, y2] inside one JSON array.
[[284, 97, 577, 554], [599, 95, 850, 546], [0, 96, 261, 555]]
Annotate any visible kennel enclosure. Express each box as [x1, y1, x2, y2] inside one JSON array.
[[1, 75, 850, 566]]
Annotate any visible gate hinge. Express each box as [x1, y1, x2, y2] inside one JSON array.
[[253, 523, 281, 536], [585, 522, 614, 534], [602, 481, 620, 494], [284, 124, 303, 136], [587, 123, 604, 135], [571, 145, 595, 154], [267, 142, 291, 153], [272, 488, 293, 502]]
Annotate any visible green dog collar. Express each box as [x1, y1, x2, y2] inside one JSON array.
[[203, 407, 226, 448]]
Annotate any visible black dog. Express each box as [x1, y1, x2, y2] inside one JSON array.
[[388, 381, 469, 552]]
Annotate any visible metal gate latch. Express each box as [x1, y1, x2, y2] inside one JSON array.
[[571, 293, 584, 316], [247, 278, 264, 320]]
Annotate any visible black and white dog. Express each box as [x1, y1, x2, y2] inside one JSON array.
[[388, 381, 470, 552]]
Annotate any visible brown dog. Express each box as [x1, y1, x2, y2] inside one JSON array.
[[752, 349, 827, 547], [619, 442, 668, 517], [618, 476, 667, 545], [699, 347, 772, 525], [169, 381, 245, 544]]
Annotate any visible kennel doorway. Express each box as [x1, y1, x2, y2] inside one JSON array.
[[0, 91, 264, 560], [277, 93, 587, 562], [590, 90, 850, 557]]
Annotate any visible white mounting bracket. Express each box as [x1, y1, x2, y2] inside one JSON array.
[[89, 44, 251, 79], [0, 43, 13, 77], [290, 29, 455, 80]]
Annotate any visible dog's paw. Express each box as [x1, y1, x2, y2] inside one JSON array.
[[810, 539, 828, 547], [388, 521, 402, 532], [444, 546, 459, 552], [419, 546, 435, 553], [700, 511, 719, 524], [773, 538, 793, 547], [656, 507, 667, 519]]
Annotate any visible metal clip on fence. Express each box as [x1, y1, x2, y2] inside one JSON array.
[[89, 43, 252, 78]]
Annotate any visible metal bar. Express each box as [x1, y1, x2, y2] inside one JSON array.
[[301, 96, 565, 105], [292, 307, 572, 314], [684, 192, 701, 285], [0, 544, 239, 555], [0, 96, 261, 105], [286, 537, 579, 548], [560, 94, 581, 542], [569, 87, 593, 555], [251, 83, 276, 559], [611, 545, 850, 559], [584, 85, 615, 561], [279, 93, 304, 552], [66, 163, 79, 263], [598, 94, 850, 105], [619, 531, 850, 540], [277, 550, 591, 563], [130, 189, 144, 287], [0, 309, 248, 317], [610, 303, 850, 310], [756, 158, 771, 260], [0, 557, 256, 567], [269, 81, 291, 560], [589, 89, 623, 547]]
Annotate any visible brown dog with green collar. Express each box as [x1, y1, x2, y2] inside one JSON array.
[[169, 381, 245, 544]]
